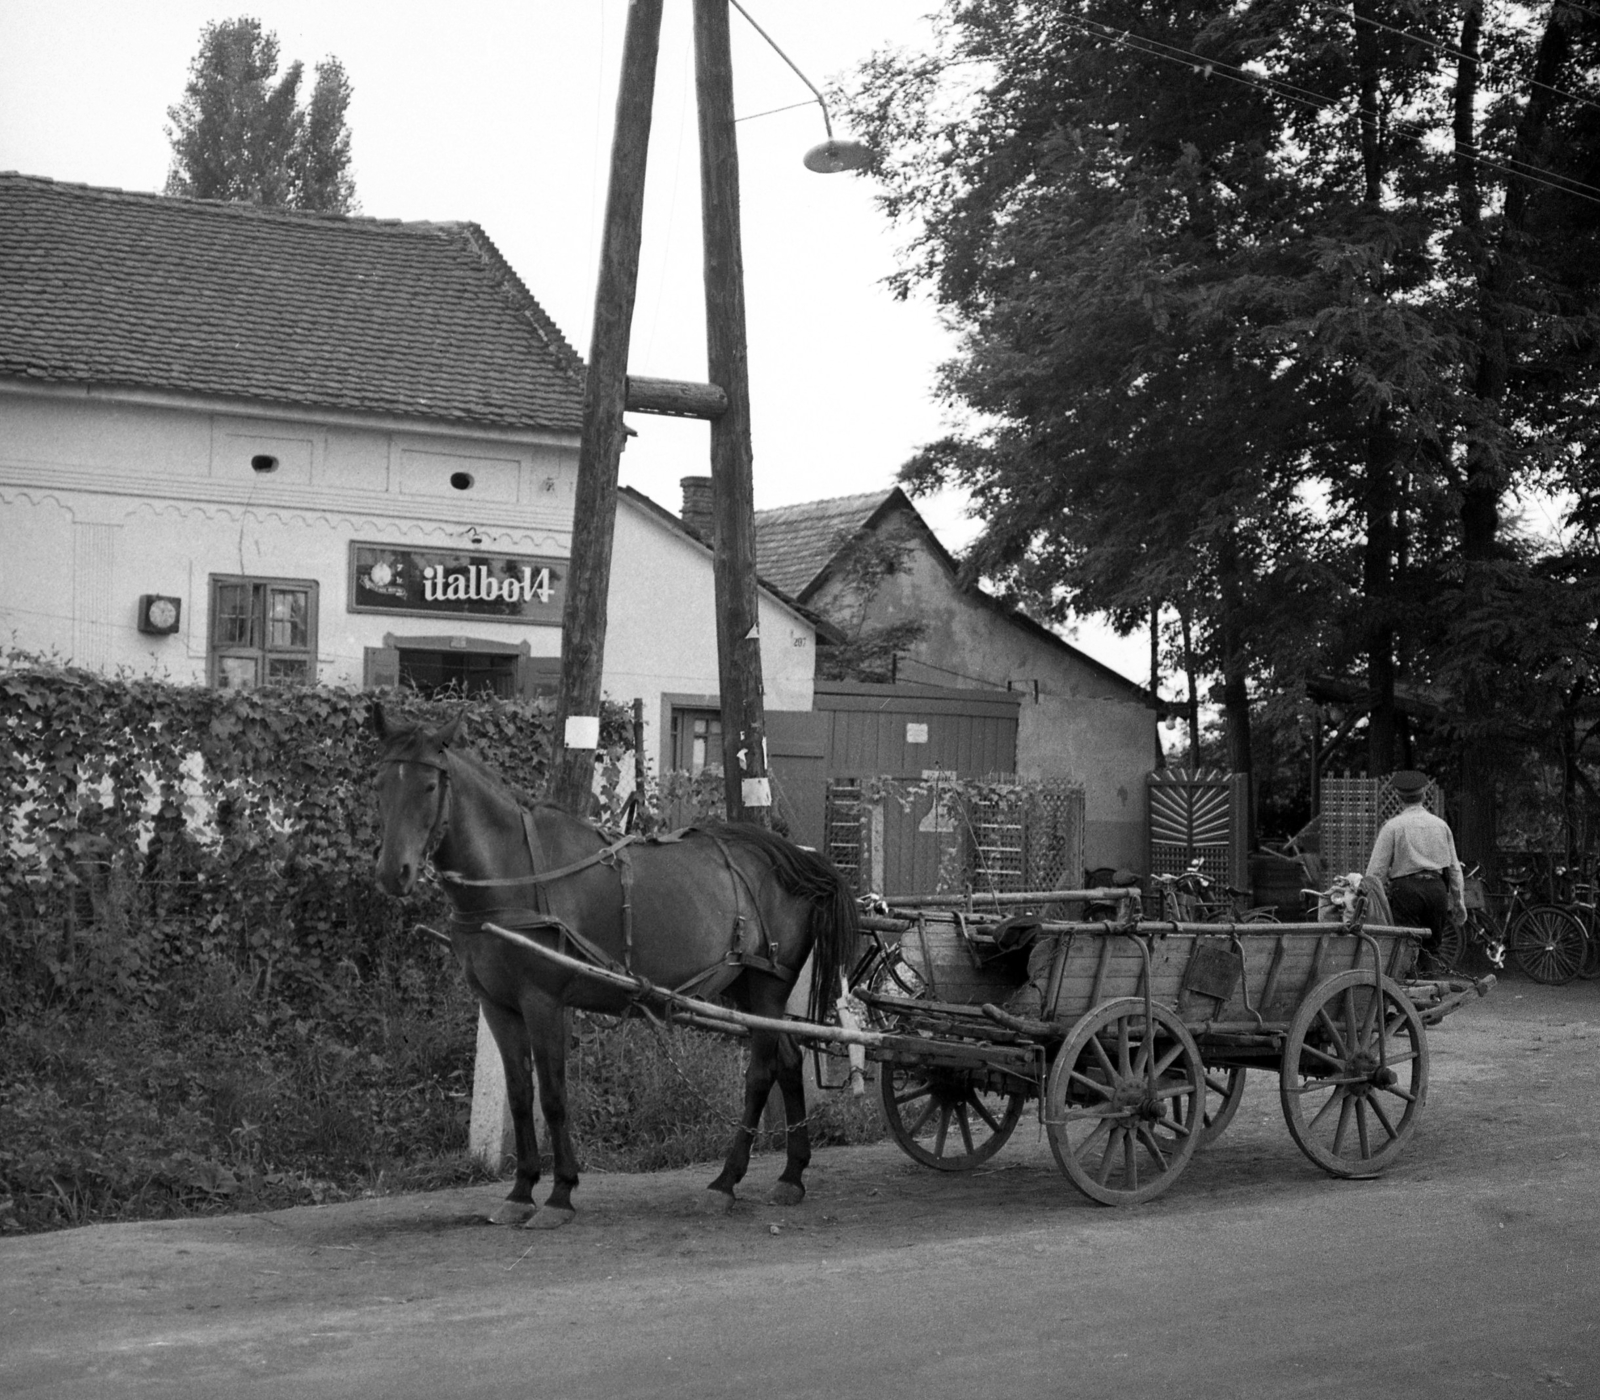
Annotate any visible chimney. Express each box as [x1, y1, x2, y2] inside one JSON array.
[[680, 476, 714, 542]]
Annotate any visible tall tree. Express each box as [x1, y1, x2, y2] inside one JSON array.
[[846, 1, 1600, 857], [166, 18, 357, 213]]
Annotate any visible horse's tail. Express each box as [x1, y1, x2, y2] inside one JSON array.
[[714, 823, 860, 1023]]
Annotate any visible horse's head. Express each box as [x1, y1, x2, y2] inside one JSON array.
[[370, 701, 463, 896]]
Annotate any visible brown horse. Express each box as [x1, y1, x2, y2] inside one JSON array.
[[369, 704, 858, 1227]]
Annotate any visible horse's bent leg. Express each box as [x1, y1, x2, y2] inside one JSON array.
[[769, 1031, 812, 1206], [476, 999, 540, 1226], [524, 996, 579, 1227], [706, 1025, 782, 1205]]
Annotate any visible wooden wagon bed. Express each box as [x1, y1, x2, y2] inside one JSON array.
[[853, 894, 1494, 1205]]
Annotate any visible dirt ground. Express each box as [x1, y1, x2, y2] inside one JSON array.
[[4, 977, 1600, 1400]]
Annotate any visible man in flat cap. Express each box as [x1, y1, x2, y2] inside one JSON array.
[[1366, 770, 1466, 970]]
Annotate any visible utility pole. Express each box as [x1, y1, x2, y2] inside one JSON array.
[[548, 0, 665, 816], [693, 0, 770, 826]]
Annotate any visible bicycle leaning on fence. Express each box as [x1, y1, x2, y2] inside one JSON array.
[[1437, 865, 1585, 984], [1150, 860, 1280, 924]]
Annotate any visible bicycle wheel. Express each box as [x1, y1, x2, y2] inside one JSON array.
[[1578, 912, 1600, 980], [1430, 921, 1464, 975], [1508, 903, 1588, 985]]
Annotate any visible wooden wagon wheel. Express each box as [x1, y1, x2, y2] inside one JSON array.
[[1279, 970, 1428, 1179], [1194, 1065, 1247, 1148], [878, 1064, 1027, 1171], [1044, 997, 1204, 1205]]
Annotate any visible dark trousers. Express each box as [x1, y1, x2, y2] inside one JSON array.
[[1387, 872, 1450, 950]]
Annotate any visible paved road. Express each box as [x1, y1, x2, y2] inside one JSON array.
[[3, 981, 1598, 1399]]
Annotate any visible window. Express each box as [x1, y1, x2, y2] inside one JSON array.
[[397, 648, 517, 698], [670, 708, 724, 776], [209, 576, 318, 689]]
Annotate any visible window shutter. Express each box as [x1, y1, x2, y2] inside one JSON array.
[[364, 646, 400, 689]]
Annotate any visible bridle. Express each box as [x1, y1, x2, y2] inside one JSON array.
[[376, 751, 453, 867]]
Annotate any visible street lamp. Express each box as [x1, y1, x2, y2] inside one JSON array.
[[728, 0, 874, 173]]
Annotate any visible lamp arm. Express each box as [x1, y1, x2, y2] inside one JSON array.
[[728, 0, 835, 138]]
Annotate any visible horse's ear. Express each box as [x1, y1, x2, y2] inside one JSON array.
[[435, 711, 465, 749], [369, 701, 390, 740]]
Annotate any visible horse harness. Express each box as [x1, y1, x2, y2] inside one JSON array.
[[380, 752, 795, 998]]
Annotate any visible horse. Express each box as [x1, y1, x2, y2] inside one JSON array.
[[369, 703, 859, 1228]]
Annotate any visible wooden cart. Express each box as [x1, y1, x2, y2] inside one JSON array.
[[855, 889, 1494, 1205]]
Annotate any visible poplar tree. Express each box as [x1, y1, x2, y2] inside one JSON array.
[[165, 17, 357, 214]]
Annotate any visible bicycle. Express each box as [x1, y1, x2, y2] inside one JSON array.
[[1432, 866, 1506, 975], [1467, 868, 1588, 985], [1559, 875, 1600, 981], [1151, 860, 1280, 924]]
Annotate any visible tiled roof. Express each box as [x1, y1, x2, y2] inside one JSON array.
[[0, 172, 585, 433], [751, 490, 893, 599]]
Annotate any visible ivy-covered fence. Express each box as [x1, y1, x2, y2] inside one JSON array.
[[0, 659, 882, 1233], [0, 658, 634, 1231]]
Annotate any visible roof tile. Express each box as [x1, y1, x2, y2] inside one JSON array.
[[0, 172, 585, 433]]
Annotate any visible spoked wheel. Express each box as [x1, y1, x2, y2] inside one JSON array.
[[1280, 970, 1428, 1179], [878, 1064, 1026, 1171], [1193, 1065, 1247, 1148], [1044, 998, 1204, 1205], [1579, 919, 1600, 981], [1430, 922, 1464, 975], [1508, 904, 1587, 985]]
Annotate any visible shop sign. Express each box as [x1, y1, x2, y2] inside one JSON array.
[[349, 543, 565, 623]]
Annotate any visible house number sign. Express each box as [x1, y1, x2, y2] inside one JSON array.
[[349, 543, 566, 624]]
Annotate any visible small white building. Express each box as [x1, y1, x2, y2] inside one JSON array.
[[0, 173, 816, 768]]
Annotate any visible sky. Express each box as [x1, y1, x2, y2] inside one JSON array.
[[0, 0, 1148, 684]]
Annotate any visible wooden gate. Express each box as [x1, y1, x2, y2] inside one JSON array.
[[1147, 767, 1248, 889]]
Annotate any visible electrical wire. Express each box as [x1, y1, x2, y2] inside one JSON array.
[[1054, 11, 1600, 209], [1331, 2, 1600, 115]]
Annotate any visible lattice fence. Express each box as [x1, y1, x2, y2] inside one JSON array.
[[1320, 774, 1444, 875], [822, 777, 1085, 896], [964, 782, 1086, 894]]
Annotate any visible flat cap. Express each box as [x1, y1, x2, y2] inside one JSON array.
[[1390, 769, 1430, 795]]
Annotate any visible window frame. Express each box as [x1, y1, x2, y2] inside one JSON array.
[[207, 574, 319, 690]]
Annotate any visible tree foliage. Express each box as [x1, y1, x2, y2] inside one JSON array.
[[165, 17, 357, 213], [843, 0, 1600, 859]]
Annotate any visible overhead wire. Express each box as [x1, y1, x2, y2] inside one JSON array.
[[1053, 11, 1600, 210], [1330, 2, 1600, 115]]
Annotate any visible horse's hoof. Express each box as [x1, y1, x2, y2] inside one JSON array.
[[698, 1188, 737, 1216], [767, 1182, 805, 1207], [522, 1206, 575, 1231], [489, 1201, 537, 1227]]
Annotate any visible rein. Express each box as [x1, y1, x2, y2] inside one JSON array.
[[435, 832, 640, 890]]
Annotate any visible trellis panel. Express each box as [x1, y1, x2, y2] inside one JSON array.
[[1321, 775, 1444, 876], [1148, 767, 1248, 889]]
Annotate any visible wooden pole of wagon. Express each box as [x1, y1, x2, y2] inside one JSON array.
[[548, 0, 666, 816]]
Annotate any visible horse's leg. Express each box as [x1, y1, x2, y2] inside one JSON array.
[[768, 1030, 812, 1207], [749, 970, 812, 1205], [704, 1022, 781, 1209], [521, 992, 579, 1228], [476, 998, 541, 1226]]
